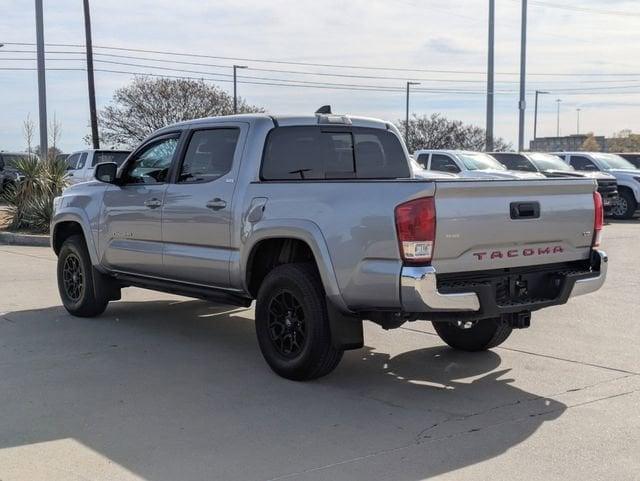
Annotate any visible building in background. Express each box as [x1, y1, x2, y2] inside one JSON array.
[[530, 134, 607, 152]]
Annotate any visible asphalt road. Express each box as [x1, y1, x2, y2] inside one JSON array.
[[1, 221, 639, 481]]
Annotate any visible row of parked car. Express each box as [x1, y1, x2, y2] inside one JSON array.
[[411, 150, 640, 219]]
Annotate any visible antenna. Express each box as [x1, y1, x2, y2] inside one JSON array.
[[315, 105, 332, 114]]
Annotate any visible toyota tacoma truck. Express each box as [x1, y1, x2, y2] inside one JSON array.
[[51, 112, 608, 381]]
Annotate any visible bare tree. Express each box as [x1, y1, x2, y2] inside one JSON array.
[[95, 76, 264, 147], [398, 113, 512, 153], [23, 114, 35, 157], [580, 133, 601, 152], [49, 112, 63, 157], [608, 129, 640, 152]]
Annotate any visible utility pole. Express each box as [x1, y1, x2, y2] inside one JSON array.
[[518, 0, 527, 151], [83, 0, 99, 149], [35, 0, 48, 160], [233, 65, 247, 114], [485, 0, 495, 152], [556, 99, 562, 137], [533, 90, 549, 140], [405, 81, 420, 149], [576, 108, 581, 134]]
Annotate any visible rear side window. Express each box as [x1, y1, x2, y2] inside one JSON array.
[[261, 126, 410, 180], [93, 151, 130, 167], [416, 153, 429, 168]]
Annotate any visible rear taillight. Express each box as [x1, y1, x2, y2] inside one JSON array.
[[593, 191, 604, 247], [395, 197, 436, 264]]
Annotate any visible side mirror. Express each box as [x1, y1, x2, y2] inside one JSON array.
[[94, 162, 118, 184]]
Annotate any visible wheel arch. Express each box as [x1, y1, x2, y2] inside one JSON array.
[[51, 211, 99, 265], [242, 220, 348, 312]]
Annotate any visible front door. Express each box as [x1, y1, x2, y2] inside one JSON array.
[[161, 126, 245, 287], [101, 134, 181, 276]]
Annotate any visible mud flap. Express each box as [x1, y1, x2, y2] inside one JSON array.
[[327, 301, 363, 350], [92, 267, 121, 301]]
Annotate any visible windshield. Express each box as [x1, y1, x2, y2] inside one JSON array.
[[458, 152, 506, 171], [593, 153, 637, 170], [529, 153, 573, 171]]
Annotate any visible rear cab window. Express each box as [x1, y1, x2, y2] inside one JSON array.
[[261, 126, 410, 180], [93, 151, 130, 167]]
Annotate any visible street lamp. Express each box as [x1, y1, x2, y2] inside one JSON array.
[[233, 65, 248, 114], [405, 81, 420, 149], [533, 90, 549, 141], [555, 99, 562, 137]]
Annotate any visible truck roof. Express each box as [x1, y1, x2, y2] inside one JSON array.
[[156, 113, 391, 133]]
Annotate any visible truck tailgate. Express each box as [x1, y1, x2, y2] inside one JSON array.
[[432, 179, 597, 274]]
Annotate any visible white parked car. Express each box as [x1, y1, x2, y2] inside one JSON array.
[[65, 149, 130, 185], [554, 152, 640, 219], [414, 150, 545, 180]]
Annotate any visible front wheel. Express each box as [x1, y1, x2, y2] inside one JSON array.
[[433, 318, 512, 351], [611, 190, 637, 220], [255, 263, 343, 381], [57, 235, 109, 317]]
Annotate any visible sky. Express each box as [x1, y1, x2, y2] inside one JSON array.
[[1, 0, 639, 153]]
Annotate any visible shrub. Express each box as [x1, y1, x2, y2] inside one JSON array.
[[1, 155, 69, 233]]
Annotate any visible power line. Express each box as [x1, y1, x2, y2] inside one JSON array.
[[526, 0, 640, 18], [3, 49, 639, 86], [3, 41, 640, 78]]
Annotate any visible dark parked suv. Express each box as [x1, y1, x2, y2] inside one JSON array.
[[491, 152, 619, 214], [0, 152, 33, 192]]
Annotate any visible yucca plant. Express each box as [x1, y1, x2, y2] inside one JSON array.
[[1, 155, 69, 233]]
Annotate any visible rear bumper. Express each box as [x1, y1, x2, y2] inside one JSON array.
[[400, 250, 607, 318]]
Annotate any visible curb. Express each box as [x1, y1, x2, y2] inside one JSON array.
[[0, 231, 50, 247]]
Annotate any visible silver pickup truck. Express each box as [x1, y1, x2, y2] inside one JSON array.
[[51, 112, 607, 380]]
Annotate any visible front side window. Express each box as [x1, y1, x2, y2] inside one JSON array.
[[430, 154, 460, 173], [570, 156, 599, 171], [178, 129, 240, 183], [261, 126, 409, 180], [529, 153, 573, 171], [77, 152, 88, 170], [124, 136, 179, 184]]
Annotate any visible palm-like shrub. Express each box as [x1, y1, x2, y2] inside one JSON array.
[[1, 155, 69, 232]]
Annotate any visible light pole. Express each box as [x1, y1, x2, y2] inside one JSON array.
[[83, 0, 99, 149], [405, 81, 420, 149], [576, 108, 581, 135], [517, 0, 528, 151], [233, 65, 247, 114], [485, 0, 495, 152], [533, 90, 549, 140], [556, 99, 562, 137], [35, 0, 47, 159]]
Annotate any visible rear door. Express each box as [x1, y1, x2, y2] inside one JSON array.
[[431, 179, 596, 274], [101, 134, 181, 275], [161, 124, 246, 286]]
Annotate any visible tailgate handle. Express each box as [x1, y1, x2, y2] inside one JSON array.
[[510, 202, 540, 219]]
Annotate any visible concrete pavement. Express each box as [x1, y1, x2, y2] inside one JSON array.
[[0, 222, 638, 480]]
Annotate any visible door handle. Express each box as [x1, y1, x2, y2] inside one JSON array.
[[144, 198, 162, 209], [206, 198, 227, 210]]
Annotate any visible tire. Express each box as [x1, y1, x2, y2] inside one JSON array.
[[255, 263, 343, 381], [433, 318, 512, 352], [611, 189, 637, 220], [57, 234, 109, 317]]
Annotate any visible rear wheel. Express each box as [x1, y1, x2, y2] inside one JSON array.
[[57, 235, 110, 317], [433, 318, 512, 351], [611, 189, 637, 220], [255, 263, 343, 381]]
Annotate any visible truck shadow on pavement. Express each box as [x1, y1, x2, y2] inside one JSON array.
[[0, 299, 566, 481]]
